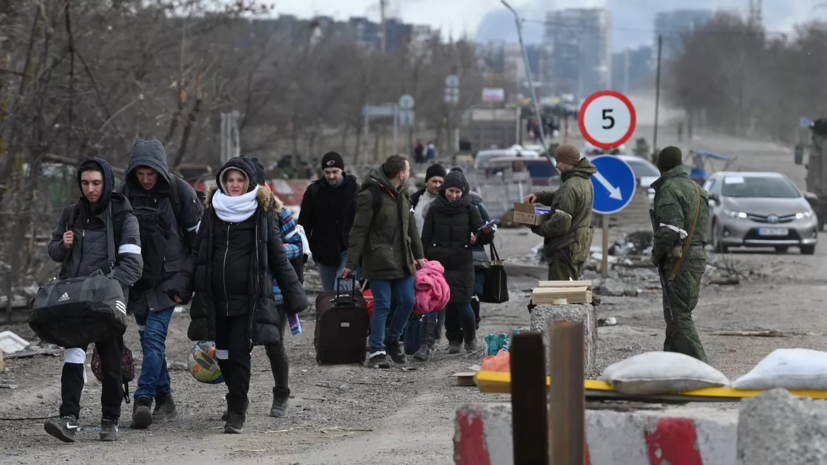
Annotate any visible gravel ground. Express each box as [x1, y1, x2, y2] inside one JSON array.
[[1, 112, 824, 464]]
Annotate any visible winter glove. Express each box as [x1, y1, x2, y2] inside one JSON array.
[[667, 245, 683, 260]]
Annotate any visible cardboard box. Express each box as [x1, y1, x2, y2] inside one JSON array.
[[513, 202, 551, 226]]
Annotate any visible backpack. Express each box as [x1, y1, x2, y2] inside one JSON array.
[[92, 344, 135, 404]]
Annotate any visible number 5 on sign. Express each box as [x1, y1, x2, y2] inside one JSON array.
[[579, 91, 636, 149]]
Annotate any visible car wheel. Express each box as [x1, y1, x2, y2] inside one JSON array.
[[775, 246, 789, 254], [802, 244, 816, 255], [712, 220, 729, 253]]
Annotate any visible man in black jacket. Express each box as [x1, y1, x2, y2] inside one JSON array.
[[118, 140, 203, 429], [45, 159, 143, 443], [298, 151, 358, 291]]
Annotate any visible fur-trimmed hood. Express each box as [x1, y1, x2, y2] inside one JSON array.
[[205, 184, 284, 213]]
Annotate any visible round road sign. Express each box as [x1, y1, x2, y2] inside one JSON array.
[[445, 74, 460, 87], [578, 90, 636, 150], [399, 94, 415, 110]]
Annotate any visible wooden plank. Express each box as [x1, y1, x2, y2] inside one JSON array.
[[0, 348, 4, 371], [538, 280, 593, 290], [549, 321, 585, 465], [511, 332, 549, 465], [453, 372, 477, 386], [531, 287, 592, 304]]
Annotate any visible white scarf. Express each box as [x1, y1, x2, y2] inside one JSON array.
[[212, 185, 260, 223]]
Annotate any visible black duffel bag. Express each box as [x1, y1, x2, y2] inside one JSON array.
[[29, 204, 128, 348]]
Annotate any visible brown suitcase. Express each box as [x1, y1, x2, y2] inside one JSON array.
[[314, 278, 369, 365]]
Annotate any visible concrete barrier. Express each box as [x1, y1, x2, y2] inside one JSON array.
[[738, 388, 827, 465], [529, 304, 598, 378], [455, 403, 737, 465]]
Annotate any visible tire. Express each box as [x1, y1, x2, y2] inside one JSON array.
[[775, 246, 789, 254], [712, 220, 729, 253], [802, 244, 816, 255]]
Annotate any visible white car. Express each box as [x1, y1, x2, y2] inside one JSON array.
[[586, 155, 659, 203]]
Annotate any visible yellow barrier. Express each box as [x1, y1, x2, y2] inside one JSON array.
[[474, 370, 827, 399]]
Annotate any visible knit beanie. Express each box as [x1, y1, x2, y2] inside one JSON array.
[[555, 143, 581, 165], [425, 163, 447, 182], [442, 170, 467, 192], [321, 151, 345, 171], [656, 146, 683, 172]]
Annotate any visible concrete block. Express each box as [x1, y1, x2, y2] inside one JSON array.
[[737, 388, 827, 465], [529, 303, 598, 378], [454, 403, 737, 465]]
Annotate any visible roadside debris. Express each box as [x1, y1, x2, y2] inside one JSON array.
[[598, 317, 618, 327], [0, 331, 29, 354], [711, 330, 785, 338]]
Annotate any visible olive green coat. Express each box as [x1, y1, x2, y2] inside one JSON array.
[[533, 158, 597, 280], [345, 167, 424, 280]]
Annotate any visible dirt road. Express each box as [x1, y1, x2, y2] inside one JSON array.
[[2, 116, 825, 464]]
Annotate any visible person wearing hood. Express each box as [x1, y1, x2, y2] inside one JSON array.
[[45, 159, 143, 443], [343, 154, 425, 368], [298, 151, 359, 292], [524, 144, 597, 280], [168, 156, 308, 434], [420, 171, 494, 355], [411, 163, 446, 234], [118, 140, 203, 429]]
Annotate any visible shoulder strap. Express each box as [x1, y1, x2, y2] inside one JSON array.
[[61, 205, 77, 267], [106, 203, 116, 272], [669, 183, 702, 282], [169, 175, 184, 229]]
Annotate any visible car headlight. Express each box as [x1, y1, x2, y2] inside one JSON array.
[[723, 209, 747, 219], [796, 211, 814, 219]]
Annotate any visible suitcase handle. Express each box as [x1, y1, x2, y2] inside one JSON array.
[[335, 277, 355, 307]]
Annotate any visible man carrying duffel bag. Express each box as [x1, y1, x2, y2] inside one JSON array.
[[37, 158, 143, 443]]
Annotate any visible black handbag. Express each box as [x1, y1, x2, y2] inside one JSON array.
[[479, 243, 509, 304], [29, 204, 128, 347]]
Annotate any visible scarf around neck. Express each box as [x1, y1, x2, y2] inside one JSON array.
[[213, 185, 260, 223]]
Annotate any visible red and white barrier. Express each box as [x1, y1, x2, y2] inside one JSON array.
[[455, 403, 737, 465]]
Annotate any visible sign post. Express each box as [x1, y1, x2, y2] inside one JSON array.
[[580, 90, 637, 277]]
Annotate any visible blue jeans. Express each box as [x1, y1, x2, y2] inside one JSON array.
[[369, 274, 416, 354], [134, 307, 174, 399], [404, 314, 423, 355], [317, 252, 352, 292]]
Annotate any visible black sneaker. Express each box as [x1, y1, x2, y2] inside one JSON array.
[[44, 416, 78, 443], [448, 341, 462, 354], [224, 412, 245, 434], [100, 417, 118, 442], [368, 353, 390, 369], [270, 388, 289, 418], [386, 341, 406, 364], [153, 393, 178, 422], [131, 395, 153, 429]]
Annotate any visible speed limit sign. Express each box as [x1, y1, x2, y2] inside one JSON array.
[[578, 90, 636, 149]]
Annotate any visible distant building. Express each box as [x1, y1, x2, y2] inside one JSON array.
[[611, 45, 653, 93], [475, 41, 552, 100], [654, 10, 713, 62], [544, 8, 612, 99]]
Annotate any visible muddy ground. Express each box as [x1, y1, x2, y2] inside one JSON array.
[[2, 113, 825, 464]]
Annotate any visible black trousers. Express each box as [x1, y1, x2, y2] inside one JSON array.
[[215, 313, 252, 415], [445, 302, 476, 344], [265, 307, 289, 398], [60, 337, 123, 420]]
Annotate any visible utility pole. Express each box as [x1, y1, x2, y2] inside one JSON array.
[[502, 1, 552, 166], [380, 0, 387, 53], [653, 35, 663, 153]]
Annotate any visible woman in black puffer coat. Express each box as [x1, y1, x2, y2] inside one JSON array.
[[169, 157, 307, 434], [420, 171, 494, 354]]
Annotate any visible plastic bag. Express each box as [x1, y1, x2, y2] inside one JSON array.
[[734, 348, 827, 390], [480, 350, 511, 373]]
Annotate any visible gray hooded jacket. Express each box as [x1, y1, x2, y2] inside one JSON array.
[[118, 140, 203, 315], [48, 158, 143, 298]]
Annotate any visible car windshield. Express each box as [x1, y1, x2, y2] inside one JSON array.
[[625, 159, 660, 177], [722, 176, 800, 198]]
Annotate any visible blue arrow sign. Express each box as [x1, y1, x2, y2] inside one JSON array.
[[590, 155, 636, 215]]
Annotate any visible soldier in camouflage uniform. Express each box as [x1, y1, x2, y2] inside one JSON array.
[[651, 146, 709, 362], [524, 144, 596, 280]]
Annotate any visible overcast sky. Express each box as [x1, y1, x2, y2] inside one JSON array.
[[275, 0, 827, 51]]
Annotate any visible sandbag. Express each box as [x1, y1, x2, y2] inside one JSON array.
[[733, 348, 827, 391], [600, 351, 730, 395]]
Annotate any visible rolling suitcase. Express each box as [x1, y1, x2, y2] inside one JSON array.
[[314, 278, 369, 365]]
